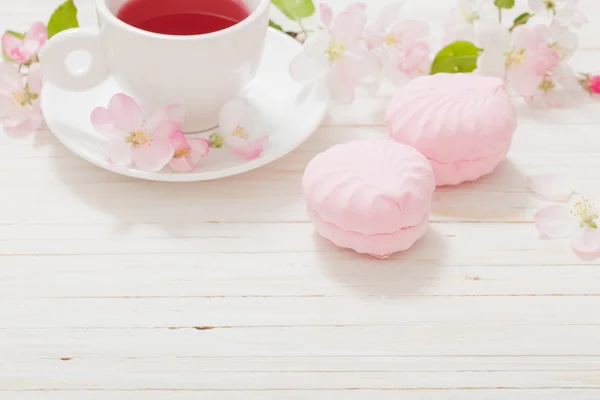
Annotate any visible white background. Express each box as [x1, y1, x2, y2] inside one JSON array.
[[1, 0, 600, 399]]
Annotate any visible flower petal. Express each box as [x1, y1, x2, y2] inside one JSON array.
[[555, 62, 579, 90], [188, 138, 210, 164], [534, 205, 575, 238], [531, 46, 560, 75], [232, 136, 268, 161], [571, 226, 600, 254], [219, 99, 247, 136], [320, 4, 333, 30], [0, 62, 24, 93], [2, 116, 37, 137], [2, 33, 26, 62], [103, 138, 132, 166], [507, 64, 541, 96], [343, 45, 380, 81], [27, 63, 43, 93], [327, 67, 356, 104], [527, 0, 545, 13], [527, 173, 573, 201], [381, 51, 409, 86], [397, 20, 429, 41], [91, 106, 124, 139], [512, 25, 539, 50], [24, 21, 47, 54], [150, 120, 177, 140], [289, 53, 329, 84], [378, 2, 404, 29], [132, 140, 174, 172], [169, 130, 188, 151], [107, 93, 143, 134], [304, 30, 330, 58], [331, 3, 367, 46], [479, 22, 510, 51], [169, 156, 194, 173], [364, 25, 385, 51]]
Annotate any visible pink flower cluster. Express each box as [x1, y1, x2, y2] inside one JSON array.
[[289, 2, 430, 104], [0, 22, 47, 136], [91, 94, 269, 173], [447, 0, 590, 108], [477, 20, 581, 108]]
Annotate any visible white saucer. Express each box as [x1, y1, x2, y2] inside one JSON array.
[[41, 29, 329, 182]]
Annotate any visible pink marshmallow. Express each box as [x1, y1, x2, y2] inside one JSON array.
[[303, 140, 435, 258], [386, 73, 517, 186]]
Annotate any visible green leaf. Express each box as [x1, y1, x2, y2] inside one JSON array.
[[2, 30, 25, 62], [272, 0, 316, 21], [430, 41, 482, 75], [511, 12, 533, 30], [47, 0, 79, 39], [494, 0, 515, 9], [269, 20, 284, 32]]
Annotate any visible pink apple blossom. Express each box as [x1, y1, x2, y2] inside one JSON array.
[[91, 94, 182, 172], [219, 99, 269, 161], [534, 19, 578, 62], [365, 3, 429, 87], [528, 0, 587, 28], [2, 22, 47, 64], [0, 62, 44, 136], [168, 130, 210, 173], [519, 63, 580, 108], [442, 0, 495, 45], [535, 197, 600, 254], [478, 24, 555, 80], [289, 3, 379, 104]]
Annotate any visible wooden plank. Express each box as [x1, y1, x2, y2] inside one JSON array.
[[2, 355, 600, 390], [4, 296, 600, 328], [2, 255, 600, 298], [2, 356, 600, 390], [3, 326, 600, 359], [2, 389, 600, 400], [0, 223, 594, 266]]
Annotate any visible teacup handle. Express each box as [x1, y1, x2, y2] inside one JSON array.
[[39, 27, 110, 92]]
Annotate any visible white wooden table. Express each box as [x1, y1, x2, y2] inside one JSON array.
[[2, 0, 600, 398]]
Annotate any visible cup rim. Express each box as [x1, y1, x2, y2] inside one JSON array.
[[97, 0, 271, 40]]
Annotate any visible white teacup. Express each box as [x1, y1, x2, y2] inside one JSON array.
[[40, 0, 271, 132]]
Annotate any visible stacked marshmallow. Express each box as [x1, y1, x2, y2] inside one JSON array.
[[303, 140, 435, 259], [303, 73, 517, 258]]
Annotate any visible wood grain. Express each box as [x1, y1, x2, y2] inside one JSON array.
[[1, 0, 600, 398]]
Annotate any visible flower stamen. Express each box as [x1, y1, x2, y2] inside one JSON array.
[[326, 41, 345, 61], [384, 33, 399, 48], [505, 48, 526, 67], [538, 73, 556, 92], [173, 148, 190, 158], [570, 197, 599, 228], [461, 9, 480, 25], [232, 125, 249, 140], [11, 84, 39, 107], [543, 0, 556, 12], [126, 129, 152, 147], [549, 42, 568, 60]]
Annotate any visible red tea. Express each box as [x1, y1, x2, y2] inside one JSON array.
[[117, 0, 251, 36]]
